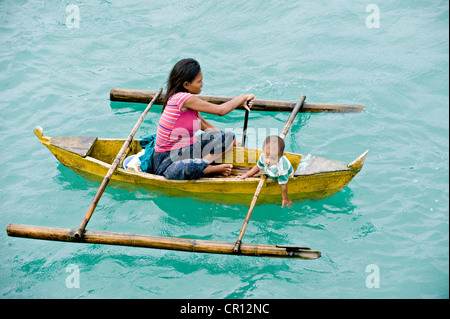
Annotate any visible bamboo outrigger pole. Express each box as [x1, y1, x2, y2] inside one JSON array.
[[110, 88, 365, 113], [233, 95, 306, 253], [6, 224, 320, 259], [73, 88, 163, 240]]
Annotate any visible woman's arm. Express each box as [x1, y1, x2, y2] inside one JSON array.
[[198, 114, 220, 132], [184, 94, 255, 116]]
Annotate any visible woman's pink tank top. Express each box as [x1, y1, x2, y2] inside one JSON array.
[[155, 92, 200, 152]]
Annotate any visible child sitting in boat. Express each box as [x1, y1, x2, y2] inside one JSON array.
[[238, 136, 294, 208]]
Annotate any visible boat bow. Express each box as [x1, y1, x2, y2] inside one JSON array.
[[347, 150, 369, 170]]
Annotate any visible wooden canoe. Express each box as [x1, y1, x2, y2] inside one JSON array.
[[34, 126, 368, 204]]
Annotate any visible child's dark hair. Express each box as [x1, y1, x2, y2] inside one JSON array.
[[263, 135, 285, 156], [163, 58, 201, 112]]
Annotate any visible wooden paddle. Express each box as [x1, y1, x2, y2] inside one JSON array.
[[73, 88, 163, 240], [233, 95, 306, 253], [241, 100, 251, 146]]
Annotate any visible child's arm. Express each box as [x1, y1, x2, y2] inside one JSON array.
[[278, 156, 294, 208], [281, 183, 293, 208], [238, 165, 260, 179]]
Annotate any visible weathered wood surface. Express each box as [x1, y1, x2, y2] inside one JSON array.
[[110, 88, 365, 113], [279, 95, 306, 139], [6, 224, 321, 259], [50, 136, 97, 158]]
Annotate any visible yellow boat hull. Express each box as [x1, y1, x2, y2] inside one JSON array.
[[34, 127, 367, 204]]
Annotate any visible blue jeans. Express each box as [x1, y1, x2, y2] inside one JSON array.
[[152, 130, 235, 180]]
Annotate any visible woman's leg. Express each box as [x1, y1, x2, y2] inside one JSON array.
[[159, 131, 235, 179], [203, 163, 233, 175], [199, 130, 235, 164], [162, 158, 211, 180]]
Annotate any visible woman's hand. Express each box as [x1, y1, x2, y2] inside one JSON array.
[[199, 114, 219, 132], [185, 94, 255, 116], [244, 94, 255, 112]]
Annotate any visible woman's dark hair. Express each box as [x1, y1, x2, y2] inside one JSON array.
[[163, 58, 201, 112]]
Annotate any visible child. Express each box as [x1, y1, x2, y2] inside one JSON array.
[[238, 136, 294, 208]]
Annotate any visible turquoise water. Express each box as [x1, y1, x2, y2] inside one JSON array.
[[1, 0, 448, 299]]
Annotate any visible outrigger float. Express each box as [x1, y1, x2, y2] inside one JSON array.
[[7, 88, 367, 260]]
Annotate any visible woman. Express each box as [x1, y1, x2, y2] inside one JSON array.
[[152, 58, 255, 180]]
